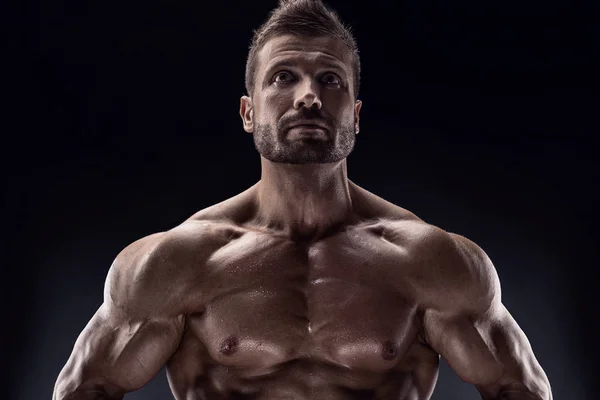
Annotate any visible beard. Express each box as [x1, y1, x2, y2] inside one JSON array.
[[253, 117, 356, 164]]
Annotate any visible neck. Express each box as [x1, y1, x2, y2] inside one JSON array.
[[253, 155, 354, 240]]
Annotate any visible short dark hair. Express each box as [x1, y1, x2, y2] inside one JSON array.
[[245, 0, 361, 99]]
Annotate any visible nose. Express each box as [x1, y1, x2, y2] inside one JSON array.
[[293, 78, 322, 110]]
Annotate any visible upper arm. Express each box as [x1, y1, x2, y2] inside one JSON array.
[[54, 233, 187, 399], [422, 233, 552, 399]]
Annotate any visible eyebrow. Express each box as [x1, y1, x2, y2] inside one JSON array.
[[266, 59, 347, 74]]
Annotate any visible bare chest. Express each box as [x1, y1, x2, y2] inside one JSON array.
[[184, 225, 424, 375]]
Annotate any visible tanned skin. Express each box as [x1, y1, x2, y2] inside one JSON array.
[[53, 35, 552, 399]]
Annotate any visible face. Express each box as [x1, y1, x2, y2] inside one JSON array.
[[240, 35, 362, 164]]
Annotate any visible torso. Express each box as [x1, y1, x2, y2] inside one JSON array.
[[162, 193, 444, 400]]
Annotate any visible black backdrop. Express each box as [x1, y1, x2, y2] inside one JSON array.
[[4, 0, 597, 398]]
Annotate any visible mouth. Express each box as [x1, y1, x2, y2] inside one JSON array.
[[287, 125, 328, 140], [288, 120, 329, 132], [291, 124, 327, 130]]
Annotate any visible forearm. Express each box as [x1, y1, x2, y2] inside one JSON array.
[[53, 367, 125, 400], [493, 387, 552, 400], [53, 377, 124, 400], [53, 389, 123, 400]]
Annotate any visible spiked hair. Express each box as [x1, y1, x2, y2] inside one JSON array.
[[245, 0, 361, 99]]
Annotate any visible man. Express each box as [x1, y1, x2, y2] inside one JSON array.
[[53, 1, 552, 399]]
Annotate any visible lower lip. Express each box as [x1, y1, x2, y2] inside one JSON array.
[[288, 125, 327, 139]]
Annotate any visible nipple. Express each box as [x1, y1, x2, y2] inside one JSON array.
[[219, 336, 240, 356], [381, 340, 398, 361]]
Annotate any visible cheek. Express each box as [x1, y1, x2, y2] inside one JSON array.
[[265, 89, 292, 108], [258, 91, 291, 123], [326, 103, 355, 124], [322, 92, 354, 115]]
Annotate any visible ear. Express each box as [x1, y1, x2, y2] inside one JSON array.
[[240, 96, 254, 133], [354, 99, 362, 134]]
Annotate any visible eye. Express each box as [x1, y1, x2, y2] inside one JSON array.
[[322, 73, 341, 85], [273, 71, 295, 83]]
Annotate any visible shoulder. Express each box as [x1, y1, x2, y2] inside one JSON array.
[[186, 184, 259, 225], [104, 219, 235, 318], [385, 220, 501, 315], [349, 181, 423, 223], [442, 232, 501, 312]]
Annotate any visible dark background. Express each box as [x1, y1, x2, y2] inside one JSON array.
[[4, 0, 597, 398]]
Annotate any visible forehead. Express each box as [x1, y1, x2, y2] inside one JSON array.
[[257, 34, 353, 73]]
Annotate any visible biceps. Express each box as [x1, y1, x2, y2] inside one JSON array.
[[424, 308, 504, 385], [424, 306, 548, 395], [57, 303, 185, 396]]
